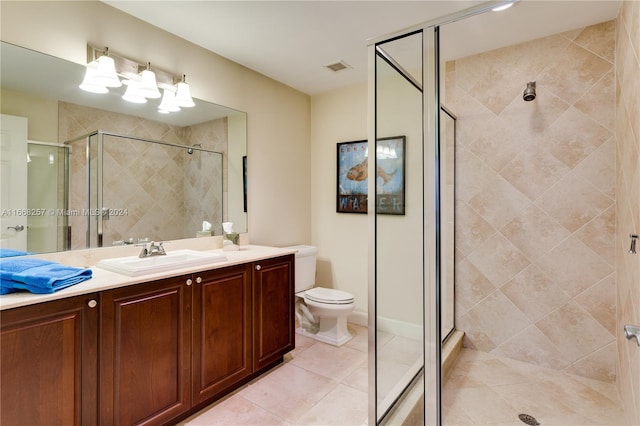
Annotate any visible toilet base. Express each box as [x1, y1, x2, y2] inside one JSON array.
[[295, 315, 353, 346]]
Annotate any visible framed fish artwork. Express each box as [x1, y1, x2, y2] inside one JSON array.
[[337, 140, 368, 213], [336, 136, 405, 215]]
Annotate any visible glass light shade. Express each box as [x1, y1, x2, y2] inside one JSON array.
[[93, 55, 121, 88], [122, 80, 147, 104], [492, 2, 514, 11], [158, 89, 180, 112], [137, 69, 161, 98], [174, 81, 195, 107], [79, 62, 109, 94]]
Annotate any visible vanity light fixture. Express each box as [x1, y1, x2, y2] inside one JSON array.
[[174, 75, 195, 108], [79, 45, 194, 113], [158, 88, 180, 113], [79, 62, 109, 94], [136, 63, 162, 99], [121, 80, 147, 104]]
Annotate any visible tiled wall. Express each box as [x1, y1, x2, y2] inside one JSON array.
[[447, 21, 617, 382], [615, 1, 639, 424], [59, 102, 226, 248]]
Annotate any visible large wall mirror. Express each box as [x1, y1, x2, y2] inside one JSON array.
[[1, 41, 247, 254]]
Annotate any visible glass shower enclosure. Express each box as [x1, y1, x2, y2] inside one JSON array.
[[65, 130, 223, 249], [368, 2, 496, 424]]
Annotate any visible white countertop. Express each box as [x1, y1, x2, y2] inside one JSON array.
[[0, 245, 295, 311]]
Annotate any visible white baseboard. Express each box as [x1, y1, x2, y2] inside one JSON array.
[[348, 311, 422, 341]]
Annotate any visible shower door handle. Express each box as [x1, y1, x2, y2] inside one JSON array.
[[624, 325, 640, 347]]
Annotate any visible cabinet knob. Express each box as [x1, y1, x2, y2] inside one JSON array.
[[196, 276, 202, 284], [87, 299, 97, 308], [255, 265, 261, 271], [186, 279, 193, 286]]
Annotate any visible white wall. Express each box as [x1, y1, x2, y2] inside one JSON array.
[[0, 0, 311, 247], [311, 83, 368, 320]]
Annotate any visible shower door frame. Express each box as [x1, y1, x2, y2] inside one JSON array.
[[367, 1, 515, 424]]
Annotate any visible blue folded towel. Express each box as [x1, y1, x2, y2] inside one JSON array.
[[0, 248, 30, 258], [0, 258, 92, 295]]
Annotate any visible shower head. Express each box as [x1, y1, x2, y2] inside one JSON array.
[[187, 143, 203, 155], [523, 81, 536, 102]]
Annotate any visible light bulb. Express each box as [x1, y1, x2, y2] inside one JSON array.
[[93, 55, 121, 88], [137, 68, 161, 99], [158, 89, 180, 112], [122, 80, 147, 104], [79, 61, 109, 94], [174, 75, 195, 107]]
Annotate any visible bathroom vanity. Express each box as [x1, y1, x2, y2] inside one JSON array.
[[0, 247, 294, 426]]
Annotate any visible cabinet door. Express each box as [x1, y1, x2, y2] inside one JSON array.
[[1, 293, 99, 426], [100, 276, 191, 426], [192, 264, 252, 404], [252, 255, 295, 371]]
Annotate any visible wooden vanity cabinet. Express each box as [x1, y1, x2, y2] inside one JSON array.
[[252, 255, 295, 371], [1, 254, 294, 426], [99, 275, 192, 426], [0, 293, 99, 426], [191, 263, 252, 405]]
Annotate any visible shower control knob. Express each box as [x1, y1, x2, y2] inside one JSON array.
[[87, 300, 97, 308], [255, 265, 261, 271], [186, 279, 193, 286], [195, 277, 202, 284]]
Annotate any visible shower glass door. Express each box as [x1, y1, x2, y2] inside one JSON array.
[[369, 26, 441, 424]]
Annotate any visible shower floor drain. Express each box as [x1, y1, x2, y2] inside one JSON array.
[[518, 413, 540, 425]]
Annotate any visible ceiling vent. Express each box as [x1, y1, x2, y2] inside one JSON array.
[[324, 60, 352, 72]]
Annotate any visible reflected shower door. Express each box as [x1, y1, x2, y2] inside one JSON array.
[[26, 142, 69, 253]]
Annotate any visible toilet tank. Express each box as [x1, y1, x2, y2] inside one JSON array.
[[283, 245, 318, 293]]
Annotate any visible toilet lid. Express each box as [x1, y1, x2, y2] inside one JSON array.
[[305, 287, 354, 305]]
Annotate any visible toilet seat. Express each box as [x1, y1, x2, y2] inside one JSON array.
[[305, 287, 354, 305]]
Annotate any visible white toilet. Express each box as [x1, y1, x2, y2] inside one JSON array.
[[285, 245, 355, 346]]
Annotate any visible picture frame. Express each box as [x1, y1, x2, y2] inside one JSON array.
[[243, 156, 247, 213], [336, 136, 405, 215]]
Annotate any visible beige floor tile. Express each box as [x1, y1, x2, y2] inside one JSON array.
[[183, 334, 628, 426], [290, 340, 367, 382], [294, 384, 368, 426], [344, 324, 369, 353], [181, 393, 289, 426], [342, 360, 368, 393], [445, 386, 520, 424], [240, 363, 336, 423]]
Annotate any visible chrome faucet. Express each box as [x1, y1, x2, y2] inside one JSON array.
[[138, 241, 166, 258]]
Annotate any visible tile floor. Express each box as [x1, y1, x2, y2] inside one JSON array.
[[180, 325, 628, 426], [179, 324, 370, 426], [443, 348, 627, 425]]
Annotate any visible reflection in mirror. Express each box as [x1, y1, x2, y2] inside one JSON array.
[[0, 41, 247, 254], [65, 131, 223, 250], [440, 107, 456, 342], [374, 31, 424, 423]]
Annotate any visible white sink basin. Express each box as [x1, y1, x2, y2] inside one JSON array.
[[96, 249, 228, 277]]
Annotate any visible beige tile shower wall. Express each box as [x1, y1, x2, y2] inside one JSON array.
[[447, 21, 617, 382], [184, 118, 227, 237], [60, 102, 225, 247], [615, 1, 640, 424]]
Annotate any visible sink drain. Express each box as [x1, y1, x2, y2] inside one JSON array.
[[518, 413, 540, 425]]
